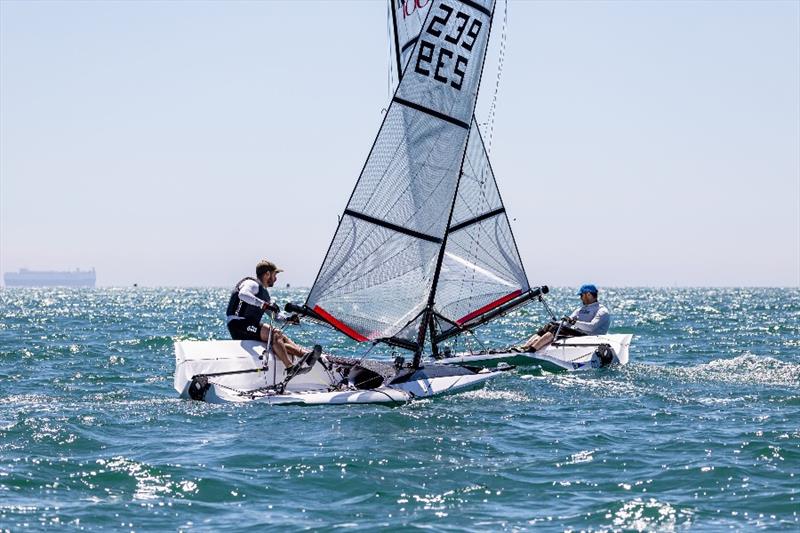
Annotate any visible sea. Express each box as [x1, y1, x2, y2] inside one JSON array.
[[0, 287, 798, 531]]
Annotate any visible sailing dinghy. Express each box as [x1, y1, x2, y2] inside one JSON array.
[[175, 0, 524, 404], [174, 339, 499, 405]]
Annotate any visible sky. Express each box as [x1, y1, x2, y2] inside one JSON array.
[[1, 0, 798, 288]]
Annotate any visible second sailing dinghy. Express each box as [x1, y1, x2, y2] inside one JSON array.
[[176, 0, 523, 404]]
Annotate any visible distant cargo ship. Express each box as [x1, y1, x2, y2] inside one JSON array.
[[3, 268, 96, 287]]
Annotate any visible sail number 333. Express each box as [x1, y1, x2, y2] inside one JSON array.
[[414, 3, 483, 91]]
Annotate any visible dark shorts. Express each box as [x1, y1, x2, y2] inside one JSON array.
[[227, 319, 263, 341], [537, 321, 586, 338]]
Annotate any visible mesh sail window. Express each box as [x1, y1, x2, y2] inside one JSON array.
[[306, 0, 496, 347], [433, 121, 529, 335]]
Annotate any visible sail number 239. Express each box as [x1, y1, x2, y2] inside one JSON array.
[[414, 3, 483, 91]]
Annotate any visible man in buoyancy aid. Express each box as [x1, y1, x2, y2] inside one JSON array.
[[226, 260, 305, 372], [519, 284, 611, 352]]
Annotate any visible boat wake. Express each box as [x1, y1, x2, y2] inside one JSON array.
[[455, 389, 532, 403]]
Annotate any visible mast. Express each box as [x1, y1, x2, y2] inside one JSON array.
[[414, 118, 474, 367], [413, 1, 498, 366]]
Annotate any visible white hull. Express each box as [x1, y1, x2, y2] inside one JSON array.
[[174, 340, 502, 405], [436, 334, 633, 372]]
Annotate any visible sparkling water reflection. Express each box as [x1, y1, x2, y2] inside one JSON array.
[[0, 287, 798, 530]]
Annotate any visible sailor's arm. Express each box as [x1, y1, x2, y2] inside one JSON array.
[[238, 279, 270, 309]]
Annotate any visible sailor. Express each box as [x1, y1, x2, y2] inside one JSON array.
[[226, 260, 304, 371], [518, 284, 611, 352]]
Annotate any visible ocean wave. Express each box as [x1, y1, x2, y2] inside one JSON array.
[[1, 287, 798, 531]]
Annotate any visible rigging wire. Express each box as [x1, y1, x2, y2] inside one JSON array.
[[481, 0, 508, 154], [466, 328, 488, 354], [539, 294, 559, 321], [356, 340, 379, 365]]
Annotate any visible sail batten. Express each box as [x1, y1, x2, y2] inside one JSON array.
[[460, 0, 492, 16], [448, 206, 505, 233], [344, 209, 442, 243], [392, 97, 471, 129]]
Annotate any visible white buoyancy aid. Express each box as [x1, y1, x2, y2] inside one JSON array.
[[569, 301, 611, 335]]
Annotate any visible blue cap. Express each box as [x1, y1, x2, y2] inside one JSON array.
[[577, 284, 598, 295]]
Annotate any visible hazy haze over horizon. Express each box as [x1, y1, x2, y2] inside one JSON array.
[[1, 0, 798, 288]]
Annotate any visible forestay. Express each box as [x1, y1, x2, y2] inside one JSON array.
[[306, 0, 498, 350]]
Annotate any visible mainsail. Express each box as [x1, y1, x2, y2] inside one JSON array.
[[301, 0, 537, 357]]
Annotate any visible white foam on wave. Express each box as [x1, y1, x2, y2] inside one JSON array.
[[666, 353, 800, 387], [607, 497, 695, 531], [457, 389, 531, 402], [544, 372, 650, 399], [96, 456, 198, 501], [561, 449, 595, 465]]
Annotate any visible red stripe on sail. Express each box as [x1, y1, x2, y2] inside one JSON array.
[[455, 289, 523, 325], [313, 305, 369, 342]]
